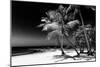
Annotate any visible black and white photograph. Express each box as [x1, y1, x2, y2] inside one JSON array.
[[11, 0, 96, 67]]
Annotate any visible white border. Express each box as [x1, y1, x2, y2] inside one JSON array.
[[14, 0, 96, 5], [0, 0, 98, 67], [0, 0, 10, 67]]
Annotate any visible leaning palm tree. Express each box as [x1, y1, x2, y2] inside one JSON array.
[[38, 5, 80, 56], [74, 24, 96, 56], [68, 5, 92, 55]]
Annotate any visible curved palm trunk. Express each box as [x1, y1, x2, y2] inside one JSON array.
[[57, 36, 65, 55], [79, 10, 90, 53], [56, 20, 66, 55]]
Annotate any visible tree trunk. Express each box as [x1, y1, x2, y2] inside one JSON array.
[[57, 36, 65, 55], [79, 10, 91, 53]]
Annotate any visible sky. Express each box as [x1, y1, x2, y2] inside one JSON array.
[[11, 1, 96, 47]]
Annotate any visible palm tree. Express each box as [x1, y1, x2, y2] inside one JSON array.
[[79, 6, 96, 55], [38, 5, 80, 56], [74, 24, 96, 55], [78, 11, 91, 55], [69, 5, 93, 55]]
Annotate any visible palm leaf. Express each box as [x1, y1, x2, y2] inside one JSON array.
[[42, 22, 60, 31], [37, 23, 45, 27], [47, 30, 62, 40], [67, 20, 79, 28], [41, 18, 51, 23]]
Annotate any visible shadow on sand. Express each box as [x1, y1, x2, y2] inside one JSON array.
[[53, 53, 95, 62]]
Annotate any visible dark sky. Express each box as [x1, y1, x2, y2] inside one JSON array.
[[11, 1, 96, 47]]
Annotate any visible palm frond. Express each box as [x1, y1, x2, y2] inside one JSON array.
[[42, 22, 60, 31], [47, 30, 62, 40], [67, 20, 79, 28], [37, 23, 45, 27], [41, 18, 51, 23]]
